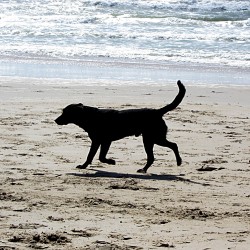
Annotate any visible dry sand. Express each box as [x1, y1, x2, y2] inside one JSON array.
[[0, 78, 249, 249]]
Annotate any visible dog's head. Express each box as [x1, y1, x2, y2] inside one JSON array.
[[55, 103, 84, 125]]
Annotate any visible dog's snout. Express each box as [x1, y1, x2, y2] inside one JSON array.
[[55, 116, 64, 125]]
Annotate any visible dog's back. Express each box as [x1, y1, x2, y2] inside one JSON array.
[[84, 107, 158, 140]]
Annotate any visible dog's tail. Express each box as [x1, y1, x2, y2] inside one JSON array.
[[158, 80, 186, 116]]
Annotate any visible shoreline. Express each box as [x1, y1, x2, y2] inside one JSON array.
[[0, 57, 249, 86]]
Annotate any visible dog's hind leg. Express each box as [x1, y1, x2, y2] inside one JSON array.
[[77, 140, 100, 169], [156, 139, 182, 166], [99, 142, 116, 165], [137, 137, 155, 173]]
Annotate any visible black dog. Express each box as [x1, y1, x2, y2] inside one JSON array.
[[55, 80, 186, 173]]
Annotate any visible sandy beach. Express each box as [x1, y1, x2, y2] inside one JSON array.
[[0, 78, 250, 249]]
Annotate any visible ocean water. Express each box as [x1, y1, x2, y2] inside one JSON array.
[[0, 0, 249, 85]]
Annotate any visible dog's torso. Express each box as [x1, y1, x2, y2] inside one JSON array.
[[78, 107, 166, 141]]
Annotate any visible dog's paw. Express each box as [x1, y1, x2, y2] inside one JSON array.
[[76, 164, 88, 169], [137, 168, 146, 174], [107, 159, 116, 165], [99, 158, 116, 165], [177, 157, 182, 166]]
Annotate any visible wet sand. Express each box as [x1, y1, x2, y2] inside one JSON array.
[[0, 78, 249, 249]]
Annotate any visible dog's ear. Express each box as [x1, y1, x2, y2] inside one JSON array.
[[63, 103, 83, 113], [82, 105, 99, 114], [70, 103, 84, 110], [77, 104, 94, 111]]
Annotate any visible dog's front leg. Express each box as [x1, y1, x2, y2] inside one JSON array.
[[76, 140, 100, 169], [99, 141, 116, 165]]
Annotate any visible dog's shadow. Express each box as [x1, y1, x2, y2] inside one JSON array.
[[67, 168, 207, 186]]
